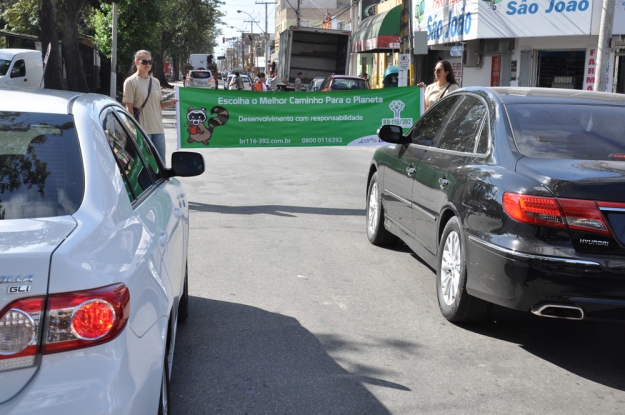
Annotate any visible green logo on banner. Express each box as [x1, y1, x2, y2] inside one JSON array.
[[177, 87, 422, 148]]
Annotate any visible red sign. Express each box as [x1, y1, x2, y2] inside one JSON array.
[[491, 55, 501, 87]]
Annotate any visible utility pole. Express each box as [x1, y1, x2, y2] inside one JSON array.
[[256, 1, 276, 74], [110, 2, 118, 99], [595, 0, 615, 92], [296, 0, 301, 26]]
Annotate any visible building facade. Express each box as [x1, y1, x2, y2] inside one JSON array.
[[414, 0, 625, 91]]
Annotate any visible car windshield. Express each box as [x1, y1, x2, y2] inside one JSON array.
[[0, 111, 84, 219], [0, 59, 10, 76], [331, 78, 367, 90], [191, 71, 212, 79], [508, 103, 625, 160], [241, 76, 250, 82]]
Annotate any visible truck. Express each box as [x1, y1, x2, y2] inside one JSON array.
[[276, 26, 351, 91], [188, 54, 218, 76]]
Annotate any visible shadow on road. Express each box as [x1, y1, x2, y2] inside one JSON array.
[[464, 305, 625, 391], [171, 298, 402, 414], [189, 201, 365, 217]]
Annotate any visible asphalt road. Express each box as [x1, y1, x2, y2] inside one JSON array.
[[161, 106, 625, 415]]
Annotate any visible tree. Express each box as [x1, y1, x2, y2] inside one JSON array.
[[39, 0, 64, 90]]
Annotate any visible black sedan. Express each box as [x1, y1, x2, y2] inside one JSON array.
[[367, 87, 625, 323]]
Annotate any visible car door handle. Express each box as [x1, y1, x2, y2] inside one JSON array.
[[439, 178, 450, 189], [406, 166, 416, 177]]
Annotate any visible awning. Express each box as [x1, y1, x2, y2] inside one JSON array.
[[351, 6, 401, 53]]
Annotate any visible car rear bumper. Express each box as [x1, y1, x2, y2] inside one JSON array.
[[1, 316, 166, 414], [466, 235, 625, 320]]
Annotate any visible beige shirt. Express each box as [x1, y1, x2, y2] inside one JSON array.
[[123, 74, 164, 134], [424, 82, 459, 110]]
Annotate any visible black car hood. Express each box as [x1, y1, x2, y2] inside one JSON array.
[[516, 157, 625, 201]]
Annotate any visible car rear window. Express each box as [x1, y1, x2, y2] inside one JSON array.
[[331, 79, 367, 90], [0, 112, 84, 219], [191, 71, 212, 79], [507, 104, 625, 160]]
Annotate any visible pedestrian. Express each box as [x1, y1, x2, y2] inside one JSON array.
[[418, 60, 459, 111], [295, 72, 303, 91], [123, 49, 176, 161], [360, 72, 371, 89], [230, 71, 244, 90], [254, 73, 268, 91]]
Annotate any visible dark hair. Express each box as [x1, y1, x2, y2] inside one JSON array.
[[234, 71, 240, 76], [438, 60, 457, 85], [298, 72, 302, 76], [259, 73, 266, 78]]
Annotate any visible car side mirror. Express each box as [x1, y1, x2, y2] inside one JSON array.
[[167, 151, 205, 178], [313, 87, 319, 91], [413, 136, 433, 146], [377, 125, 406, 144]]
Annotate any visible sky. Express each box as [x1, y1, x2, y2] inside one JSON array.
[[214, 0, 277, 58]]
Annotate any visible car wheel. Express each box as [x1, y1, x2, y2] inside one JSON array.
[[178, 264, 189, 323], [158, 331, 172, 415], [436, 217, 491, 323], [366, 172, 398, 246]]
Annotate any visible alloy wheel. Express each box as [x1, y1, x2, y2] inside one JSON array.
[[440, 230, 461, 306], [368, 181, 380, 235]]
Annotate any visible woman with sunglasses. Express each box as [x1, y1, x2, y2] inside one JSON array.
[[418, 60, 459, 111], [123, 50, 177, 161]]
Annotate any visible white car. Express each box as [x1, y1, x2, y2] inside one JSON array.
[[186, 69, 216, 89], [0, 88, 204, 413], [225, 74, 253, 91]]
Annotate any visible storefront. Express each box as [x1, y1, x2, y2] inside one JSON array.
[[413, 0, 625, 91], [351, 4, 401, 88]]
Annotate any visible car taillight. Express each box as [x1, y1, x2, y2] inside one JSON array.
[[44, 283, 130, 354], [0, 297, 45, 371], [0, 284, 129, 371], [503, 193, 611, 235]]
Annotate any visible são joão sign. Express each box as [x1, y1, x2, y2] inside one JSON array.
[[176, 87, 421, 149]]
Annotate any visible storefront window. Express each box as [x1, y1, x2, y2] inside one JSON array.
[[537, 51, 585, 90]]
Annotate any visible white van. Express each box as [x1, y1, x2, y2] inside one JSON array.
[[0, 49, 43, 89]]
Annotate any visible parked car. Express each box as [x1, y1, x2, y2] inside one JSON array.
[[0, 48, 43, 89], [367, 87, 625, 323], [186, 69, 216, 89], [0, 88, 205, 413], [225, 73, 253, 91], [320, 75, 367, 91], [307, 77, 325, 91]]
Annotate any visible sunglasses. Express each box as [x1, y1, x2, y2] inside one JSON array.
[[139, 59, 153, 65]]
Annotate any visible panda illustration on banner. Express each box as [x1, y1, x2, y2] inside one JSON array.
[[185, 106, 229, 145]]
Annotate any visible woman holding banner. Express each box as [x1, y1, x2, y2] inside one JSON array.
[[123, 49, 177, 161], [418, 60, 459, 111]]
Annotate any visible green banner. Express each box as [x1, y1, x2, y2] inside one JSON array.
[[176, 86, 422, 148]]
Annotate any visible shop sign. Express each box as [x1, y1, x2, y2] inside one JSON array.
[[413, 0, 607, 45], [582, 45, 596, 91], [583, 45, 615, 92]]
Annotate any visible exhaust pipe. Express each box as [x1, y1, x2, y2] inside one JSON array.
[[531, 303, 584, 320]]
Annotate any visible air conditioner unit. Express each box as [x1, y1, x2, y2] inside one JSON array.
[[463, 40, 481, 67]]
